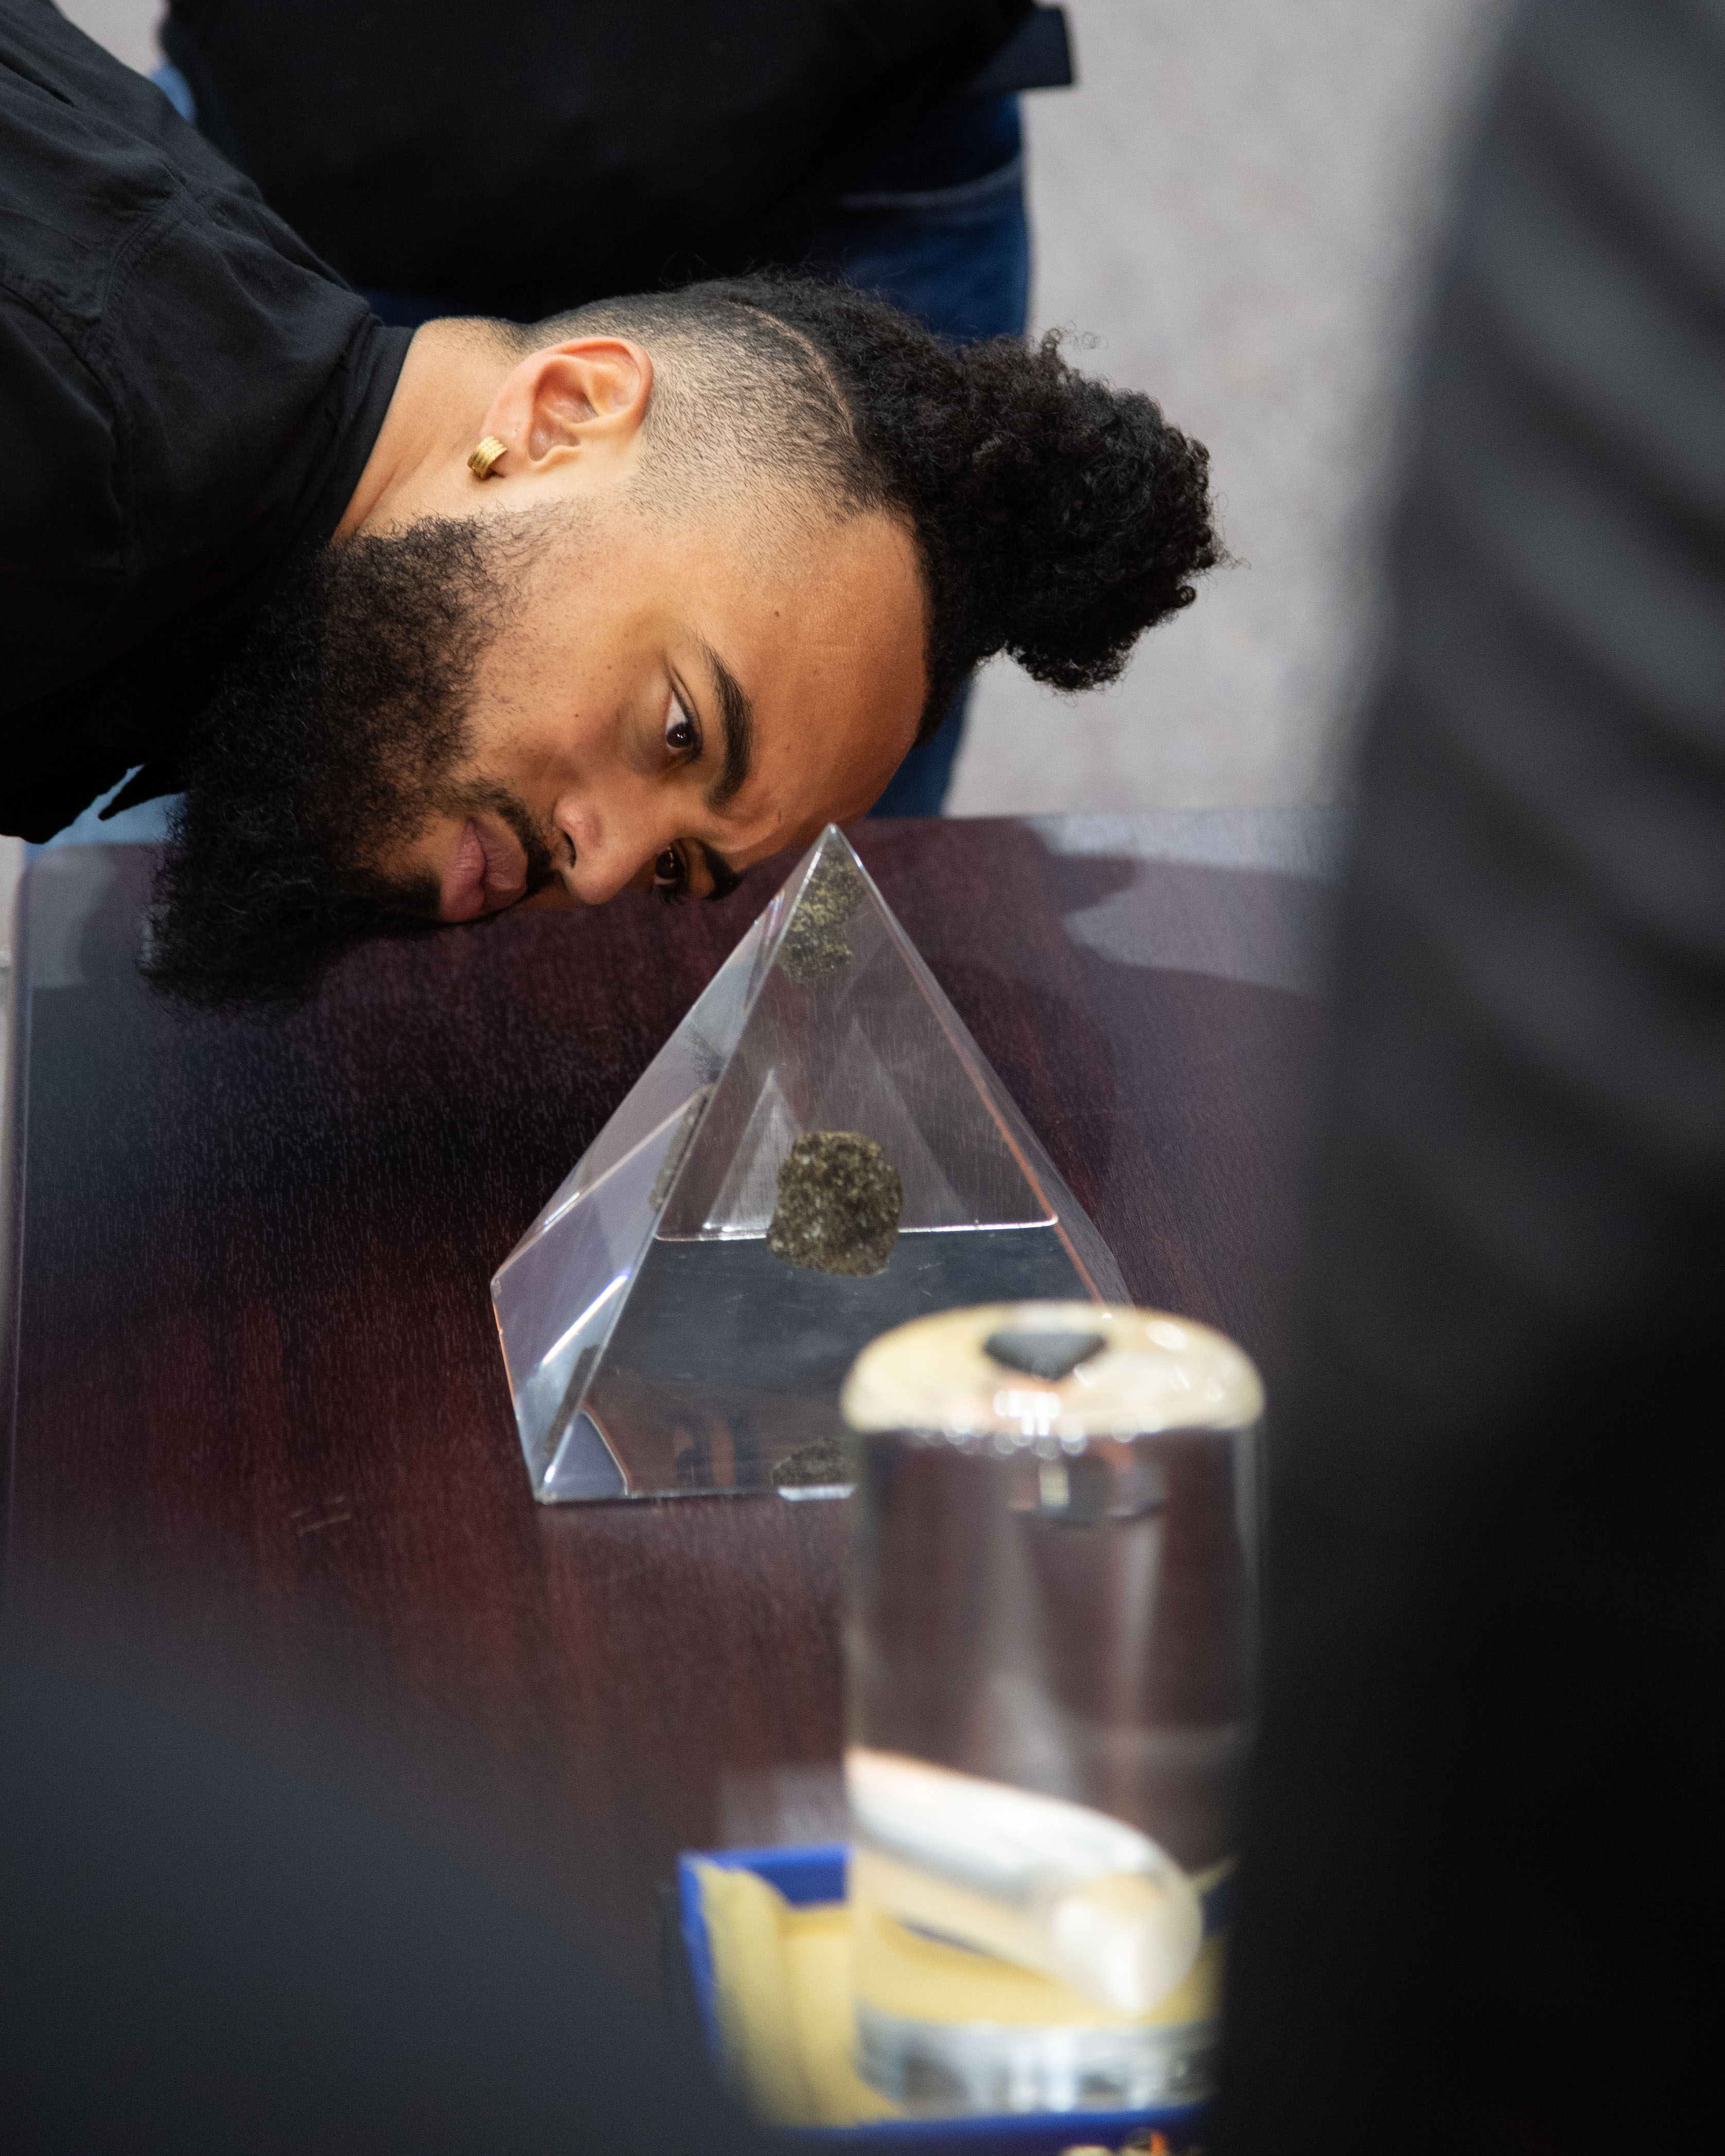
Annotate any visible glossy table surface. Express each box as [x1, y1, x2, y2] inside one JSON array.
[[2, 816, 1328, 1952]]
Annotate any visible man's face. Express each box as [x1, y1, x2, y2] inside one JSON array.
[[150, 326, 936, 1008], [382, 498, 928, 922]]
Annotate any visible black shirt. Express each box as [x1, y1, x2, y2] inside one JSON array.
[[160, 1, 1035, 316], [0, 0, 409, 840]]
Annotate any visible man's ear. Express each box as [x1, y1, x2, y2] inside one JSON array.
[[483, 338, 653, 478]]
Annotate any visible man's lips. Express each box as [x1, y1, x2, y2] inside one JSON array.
[[439, 818, 527, 922]]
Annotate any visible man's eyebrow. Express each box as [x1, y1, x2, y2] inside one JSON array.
[[700, 642, 755, 810], [698, 843, 743, 902]]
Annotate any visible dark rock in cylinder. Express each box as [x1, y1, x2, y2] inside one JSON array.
[[766, 1130, 904, 1276]]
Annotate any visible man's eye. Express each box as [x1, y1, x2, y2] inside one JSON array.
[[665, 694, 700, 757], [653, 845, 689, 900]]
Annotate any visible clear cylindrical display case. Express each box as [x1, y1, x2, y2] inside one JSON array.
[[840, 1301, 1263, 2118]]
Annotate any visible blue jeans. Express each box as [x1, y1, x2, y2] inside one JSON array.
[[805, 104, 1030, 815]]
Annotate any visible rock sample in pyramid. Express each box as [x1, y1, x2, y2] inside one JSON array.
[[491, 827, 1128, 1502]]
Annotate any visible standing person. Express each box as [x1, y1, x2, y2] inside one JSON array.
[[153, 2, 1080, 814], [2, 0, 1218, 1005], [1213, 0, 1725, 2149]]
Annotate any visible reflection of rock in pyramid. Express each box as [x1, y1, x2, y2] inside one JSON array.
[[492, 827, 1127, 1503]]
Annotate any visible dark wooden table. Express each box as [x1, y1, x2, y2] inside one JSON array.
[[2, 817, 1327, 1960]]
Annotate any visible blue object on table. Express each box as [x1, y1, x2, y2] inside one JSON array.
[[676, 1842, 1210, 2153]]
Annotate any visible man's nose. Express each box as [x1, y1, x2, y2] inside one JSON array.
[[551, 790, 660, 906]]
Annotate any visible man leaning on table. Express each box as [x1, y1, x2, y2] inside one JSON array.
[[152, 0, 1082, 820], [0, 0, 1221, 1008]]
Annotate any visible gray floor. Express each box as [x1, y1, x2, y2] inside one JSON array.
[[58, 0, 1505, 816]]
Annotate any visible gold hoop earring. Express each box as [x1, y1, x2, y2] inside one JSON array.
[[467, 434, 507, 481]]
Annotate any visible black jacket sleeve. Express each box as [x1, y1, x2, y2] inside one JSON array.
[[0, 0, 407, 838]]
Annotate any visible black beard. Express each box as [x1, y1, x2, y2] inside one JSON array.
[[146, 516, 555, 1010]]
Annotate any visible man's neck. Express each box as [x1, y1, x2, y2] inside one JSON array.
[[335, 320, 514, 540]]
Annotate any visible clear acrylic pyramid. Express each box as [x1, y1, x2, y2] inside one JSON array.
[[491, 827, 1128, 1502]]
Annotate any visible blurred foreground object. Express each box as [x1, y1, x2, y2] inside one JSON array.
[[842, 1303, 1262, 2117], [0, 1597, 771, 2155], [1213, 1, 1725, 2150]]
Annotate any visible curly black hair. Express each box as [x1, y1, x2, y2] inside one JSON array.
[[556, 273, 1222, 739], [727, 278, 1219, 734]]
